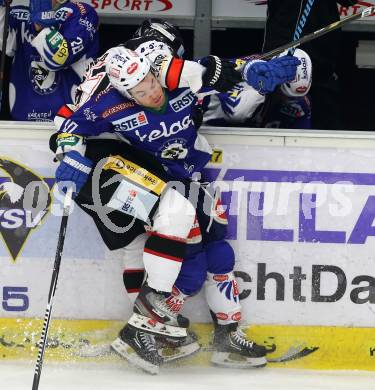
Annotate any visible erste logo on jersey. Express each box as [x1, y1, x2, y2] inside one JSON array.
[[169, 90, 195, 112], [10, 9, 29, 21], [113, 111, 148, 131]]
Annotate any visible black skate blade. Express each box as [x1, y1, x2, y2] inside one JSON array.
[[111, 337, 160, 375]]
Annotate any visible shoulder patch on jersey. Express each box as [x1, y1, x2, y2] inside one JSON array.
[[102, 101, 136, 118], [169, 89, 195, 112]]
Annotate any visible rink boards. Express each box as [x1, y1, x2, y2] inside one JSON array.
[[1, 318, 375, 371], [1, 123, 375, 370]]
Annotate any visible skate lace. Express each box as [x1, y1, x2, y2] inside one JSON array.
[[139, 332, 157, 352], [232, 329, 254, 348], [155, 295, 179, 318]]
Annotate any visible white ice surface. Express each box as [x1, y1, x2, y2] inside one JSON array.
[[2, 361, 375, 390]]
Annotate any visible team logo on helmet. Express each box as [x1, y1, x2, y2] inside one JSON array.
[[127, 62, 138, 74]]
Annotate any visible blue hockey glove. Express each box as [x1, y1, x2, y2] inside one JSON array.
[[243, 56, 301, 94], [30, 0, 58, 27], [55, 151, 93, 196]]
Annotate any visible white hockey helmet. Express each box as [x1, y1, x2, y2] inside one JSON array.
[[106, 47, 151, 99], [280, 48, 312, 97]]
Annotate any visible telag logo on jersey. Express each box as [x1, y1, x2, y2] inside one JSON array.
[[169, 90, 195, 112], [136, 115, 193, 143], [113, 111, 148, 132]]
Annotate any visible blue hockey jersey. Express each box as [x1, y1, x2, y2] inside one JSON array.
[[2, 1, 99, 121], [55, 85, 212, 179]]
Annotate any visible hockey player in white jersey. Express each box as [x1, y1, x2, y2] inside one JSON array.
[[0, 0, 98, 121]]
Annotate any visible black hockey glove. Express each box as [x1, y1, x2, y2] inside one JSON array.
[[192, 104, 204, 130], [49, 132, 58, 153], [201, 55, 242, 93]]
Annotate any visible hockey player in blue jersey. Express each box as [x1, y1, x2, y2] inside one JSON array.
[[51, 45, 299, 373], [0, 0, 99, 121]]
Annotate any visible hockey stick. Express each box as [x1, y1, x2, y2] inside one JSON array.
[[259, 6, 375, 60], [260, 0, 315, 126], [32, 187, 73, 390], [0, 0, 11, 112], [288, 0, 315, 55]]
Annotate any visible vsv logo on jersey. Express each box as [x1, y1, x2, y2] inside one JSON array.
[[169, 90, 195, 112], [30, 60, 59, 95], [113, 111, 148, 132]]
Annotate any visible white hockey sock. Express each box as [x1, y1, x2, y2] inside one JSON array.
[[205, 271, 242, 325]]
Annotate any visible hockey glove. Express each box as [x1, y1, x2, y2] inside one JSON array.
[[243, 56, 300, 95], [30, 0, 58, 27], [192, 104, 204, 130], [55, 151, 93, 196], [32, 28, 69, 71], [201, 55, 242, 93]]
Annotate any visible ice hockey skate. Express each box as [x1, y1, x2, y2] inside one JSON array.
[[210, 322, 267, 368], [111, 323, 163, 375], [129, 283, 189, 340], [78, 329, 200, 363]]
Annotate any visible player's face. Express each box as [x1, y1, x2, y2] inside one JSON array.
[[129, 73, 166, 110]]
